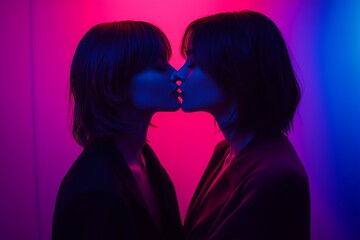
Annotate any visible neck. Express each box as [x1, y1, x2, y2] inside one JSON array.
[[114, 112, 152, 167], [214, 105, 254, 158]]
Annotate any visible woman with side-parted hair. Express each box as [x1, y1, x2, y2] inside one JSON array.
[[176, 11, 310, 240], [52, 21, 182, 240]]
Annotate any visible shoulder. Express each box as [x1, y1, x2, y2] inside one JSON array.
[[250, 135, 308, 183], [55, 142, 125, 214], [62, 143, 116, 191], [241, 156, 309, 209], [236, 135, 309, 203], [236, 148, 310, 238], [250, 165, 309, 197], [231, 159, 310, 231]]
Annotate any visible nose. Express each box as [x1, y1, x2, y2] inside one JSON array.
[[172, 65, 186, 83], [171, 71, 184, 88], [168, 66, 179, 83], [168, 64, 176, 73]]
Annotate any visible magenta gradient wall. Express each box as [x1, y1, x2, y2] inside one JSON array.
[[1, 0, 359, 239]]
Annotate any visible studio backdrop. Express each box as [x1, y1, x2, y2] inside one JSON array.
[[0, 0, 359, 239]]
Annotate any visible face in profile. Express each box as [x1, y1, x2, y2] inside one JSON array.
[[130, 58, 180, 112], [176, 49, 225, 114]]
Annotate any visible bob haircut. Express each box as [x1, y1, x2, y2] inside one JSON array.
[[181, 11, 300, 137], [70, 21, 171, 147]]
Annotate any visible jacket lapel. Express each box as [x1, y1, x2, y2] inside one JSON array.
[[184, 147, 229, 234], [102, 142, 159, 230], [185, 138, 261, 238], [143, 144, 183, 239]]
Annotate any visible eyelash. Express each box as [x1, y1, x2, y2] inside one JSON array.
[[155, 66, 167, 71], [153, 63, 168, 72]]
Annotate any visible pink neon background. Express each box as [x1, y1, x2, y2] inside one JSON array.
[[1, 0, 359, 239]]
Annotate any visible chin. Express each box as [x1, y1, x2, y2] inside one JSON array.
[[180, 102, 200, 113], [159, 101, 181, 112], [168, 105, 181, 112], [181, 107, 197, 113]]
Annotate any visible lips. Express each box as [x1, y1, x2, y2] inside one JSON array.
[[170, 86, 183, 104], [171, 86, 179, 94], [178, 88, 184, 97], [170, 85, 181, 94], [171, 80, 183, 104]]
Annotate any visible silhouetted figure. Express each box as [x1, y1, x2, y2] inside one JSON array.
[[176, 11, 310, 240], [52, 21, 182, 240]]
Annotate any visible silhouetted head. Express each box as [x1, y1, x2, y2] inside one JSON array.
[[177, 11, 300, 137], [70, 21, 179, 147]]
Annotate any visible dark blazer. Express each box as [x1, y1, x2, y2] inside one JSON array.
[[184, 134, 310, 240], [52, 141, 183, 240]]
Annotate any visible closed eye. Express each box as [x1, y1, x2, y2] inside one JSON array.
[[187, 58, 197, 69], [152, 61, 168, 72]]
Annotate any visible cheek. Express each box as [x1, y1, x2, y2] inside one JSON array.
[[132, 82, 159, 105], [182, 71, 201, 94], [131, 74, 170, 108], [185, 70, 224, 105]]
